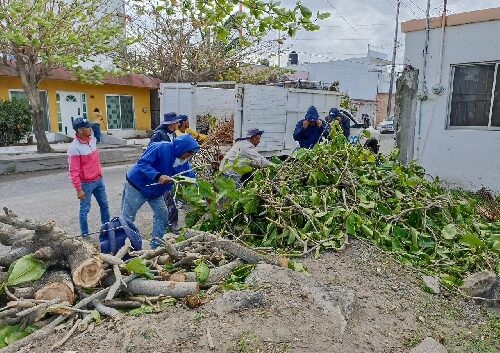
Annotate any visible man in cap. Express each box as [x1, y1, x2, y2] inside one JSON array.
[[67, 117, 110, 237], [220, 129, 270, 186], [327, 108, 351, 139], [149, 112, 181, 144], [293, 106, 329, 149], [176, 115, 208, 144], [121, 135, 201, 248]]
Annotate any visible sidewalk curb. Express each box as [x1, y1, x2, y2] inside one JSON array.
[[0, 146, 143, 175]]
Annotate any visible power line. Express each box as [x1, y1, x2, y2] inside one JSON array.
[[404, 0, 426, 14]]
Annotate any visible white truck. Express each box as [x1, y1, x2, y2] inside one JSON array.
[[159, 82, 343, 156]]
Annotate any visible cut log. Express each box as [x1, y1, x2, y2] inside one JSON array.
[[125, 278, 199, 298], [0, 211, 105, 288], [34, 270, 75, 305]]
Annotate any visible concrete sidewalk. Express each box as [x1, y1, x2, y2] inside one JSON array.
[[0, 143, 143, 175]]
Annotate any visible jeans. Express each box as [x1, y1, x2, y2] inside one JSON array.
[[91, 123, 101, 143], [121, 180, 169, 249], [80, 177, 110, 236], [163, 190, 179, 232]]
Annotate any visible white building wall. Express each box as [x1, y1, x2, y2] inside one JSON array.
[[404, 20, 500, 191], [195, 88, 235, 120]]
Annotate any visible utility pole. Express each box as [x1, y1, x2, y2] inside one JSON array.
[[277, 31, 281, 67], [387, 0, 401, 118]]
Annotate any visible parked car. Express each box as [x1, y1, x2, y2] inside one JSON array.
[[378, 117, 395, 134]]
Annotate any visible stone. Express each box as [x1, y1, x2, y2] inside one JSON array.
[[461, 271, 499, 299], [245, 264, 356, 334], [212, 290, 265, 315], [409, 337, 447, 353], [422, 276, 440, 294]]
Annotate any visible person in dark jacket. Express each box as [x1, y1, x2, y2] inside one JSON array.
[[328, 108, 351, 139], [121, 135, 200, 248], [149, 112, 181, 144], [149, 112, 184, 233], [293, 106, 329, 149]]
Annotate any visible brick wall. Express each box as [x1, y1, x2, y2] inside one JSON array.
[[376, 93, 395, 126]]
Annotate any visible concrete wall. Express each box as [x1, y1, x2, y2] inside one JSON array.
[[0, 76, 152, 133], [404, 20, 500, 191], [195, 87, 235, 120]]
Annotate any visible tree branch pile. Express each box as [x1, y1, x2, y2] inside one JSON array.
[[0, 212, 284, 351], [180, 127, 500, 283]]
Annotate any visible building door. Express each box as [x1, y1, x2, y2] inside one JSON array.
[[57, 92, 87, 136]]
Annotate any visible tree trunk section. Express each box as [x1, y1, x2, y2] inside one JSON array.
[[16, 61, 52, 153], [34, 270, 75, 304]]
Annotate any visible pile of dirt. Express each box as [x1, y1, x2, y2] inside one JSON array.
[[28, 241, 498, 353]]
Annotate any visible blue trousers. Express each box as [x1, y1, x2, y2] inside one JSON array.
[[91, 123, 101, 143], [80, 177, 110, 236], [121, 180, 169, 249]]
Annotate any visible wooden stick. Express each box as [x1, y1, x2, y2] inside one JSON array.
[[0, 274, 138, 353], [50, 317, 84, 350], [102, 300, 142, 309], [115, 238, 132, 259], [16, 298, 60, 317], [91, 300, 120, 318], [105, 265, 123, 301]]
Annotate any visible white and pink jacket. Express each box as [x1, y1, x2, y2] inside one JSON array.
[[67, 136, 103, 191]]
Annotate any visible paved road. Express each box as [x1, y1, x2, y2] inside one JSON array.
[[0, 164, 156, 239], [379, 133, 396, 155]]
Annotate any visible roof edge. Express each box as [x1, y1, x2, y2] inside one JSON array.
[[402, 7, 500, 33]]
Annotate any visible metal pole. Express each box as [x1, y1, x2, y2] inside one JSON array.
[[386, 0, 401, 118]]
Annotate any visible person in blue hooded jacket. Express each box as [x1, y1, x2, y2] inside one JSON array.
[[121, 134, 200, 248], [293, 106, 329, 149], [327, 108, 351, 139]]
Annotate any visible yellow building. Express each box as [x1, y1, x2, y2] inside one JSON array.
[[0, 66, 159, 138]]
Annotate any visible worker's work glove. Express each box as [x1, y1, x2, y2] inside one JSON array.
[[302, 120, 310, 129], [317, 120, 323, 127]]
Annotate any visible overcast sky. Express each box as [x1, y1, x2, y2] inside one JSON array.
[[271, 0, 499, 66]]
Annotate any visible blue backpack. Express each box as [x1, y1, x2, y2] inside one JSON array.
[[99, 217, 142, 259]]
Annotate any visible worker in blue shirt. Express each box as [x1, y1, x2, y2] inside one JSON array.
[[327, 108, 351, 139], [293, 106, 329, 149]]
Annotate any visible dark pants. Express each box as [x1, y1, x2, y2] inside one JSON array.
[[91, 123, 101, 143], [163, 190, 179, 232]]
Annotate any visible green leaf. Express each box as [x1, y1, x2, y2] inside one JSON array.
[[90, 310, 101, 324], [194, 261, 210, 284], [128, 304, 155, 317], [345, 214, 357, 235], [459, 234, 483, 249], [7, 255, 46, 286], [441, 224, 458, 240], [317, 12, 331, 20], [124, 258, 154, 279]]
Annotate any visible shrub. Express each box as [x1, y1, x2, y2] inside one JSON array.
[[0, 98, 33, 146]]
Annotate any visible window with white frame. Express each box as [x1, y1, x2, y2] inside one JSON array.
[[449, 63, 500, 129]]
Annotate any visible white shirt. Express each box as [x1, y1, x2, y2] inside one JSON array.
[[220, 139, 270, 171]]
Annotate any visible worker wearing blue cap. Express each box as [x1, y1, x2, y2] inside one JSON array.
[[149, 112, 181, 144], [293, 106, 329, 149]]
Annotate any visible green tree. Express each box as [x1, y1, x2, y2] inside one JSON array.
[[126, 0, 329, 82], [0, 0, 132, 153]]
